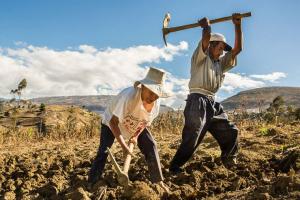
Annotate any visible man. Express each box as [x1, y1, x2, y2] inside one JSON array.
[[169, 13, 243, 173], [89, 67, 169, 191]]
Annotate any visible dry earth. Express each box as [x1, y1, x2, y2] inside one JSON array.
[[0, 114, 299, 200]]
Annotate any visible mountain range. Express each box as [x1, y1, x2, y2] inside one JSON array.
[[221, 87, 300, 111], [2, 87, 299, 112], [31, 95, 173, 113]]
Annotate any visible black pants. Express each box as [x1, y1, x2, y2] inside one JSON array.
[[88, 124, 164, 184], [170, 93, 239, 168]]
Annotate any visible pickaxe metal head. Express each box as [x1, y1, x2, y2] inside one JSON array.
[[162, 13, 171, 46]]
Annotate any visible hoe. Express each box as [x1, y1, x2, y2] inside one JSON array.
[[106, 142, 135, 187]]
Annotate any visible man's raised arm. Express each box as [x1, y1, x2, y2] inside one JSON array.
[[231, 13, 243, 58], [198, 17, 211, 52]]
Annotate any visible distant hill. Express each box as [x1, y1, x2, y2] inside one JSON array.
[[221, 87, 300, 111], [31, 95, 173, 113], [32, 95, 113, 111]]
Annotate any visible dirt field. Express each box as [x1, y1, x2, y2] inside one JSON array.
[[0, 113, 299, 200]]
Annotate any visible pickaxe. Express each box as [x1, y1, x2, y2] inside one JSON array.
[[106, 142, 135, 186], [162, 12, 251, 46]]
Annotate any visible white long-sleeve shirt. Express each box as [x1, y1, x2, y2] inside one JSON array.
[[102, 86, 160, 139]]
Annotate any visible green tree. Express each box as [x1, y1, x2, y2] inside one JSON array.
[[0, 101, 4, 113], [17, 78, 27, 101], [263, 112, 276, 123], [268, 96, 285, 115], [40, 103, 46, 112], [287, 105, 295, 114], [10, 78, 28, 106], [295, 108, 300, 120], [10, 89, 18, 99]]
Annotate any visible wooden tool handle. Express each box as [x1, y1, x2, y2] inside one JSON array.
[[210, 12, 251, 24], [164, 12, 251, 34], [123, 142, 135, 173], [106, 147, 123, 174]]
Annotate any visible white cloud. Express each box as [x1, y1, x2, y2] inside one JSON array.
[[0, 41, 287, 109], [162, 71, 286, 108], [162, 71, 287, 108], [79, 45, 98, 54], [0, 42, 188, 100], [250, 72, 287, 82], [161, 73, 189, 109], [220, 72, 287, 94], [221, 72, 266, 93], [14, 41, 28, 47]]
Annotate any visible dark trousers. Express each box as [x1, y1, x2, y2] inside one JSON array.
[[88, 124, 164, 184], [170, 93, 239, 168]]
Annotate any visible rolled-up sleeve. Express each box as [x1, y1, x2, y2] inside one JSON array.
[[221, 51, 237, 73], [191, 40, 207, 66]]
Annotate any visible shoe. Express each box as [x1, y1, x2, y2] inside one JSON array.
[[88, 178, 106, 192], [169, 165, 183, 174], [87, 174, 99, 190], [222, 157, 237, 169]]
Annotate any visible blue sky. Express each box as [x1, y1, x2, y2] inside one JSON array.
[[0, 0, 299, 107]]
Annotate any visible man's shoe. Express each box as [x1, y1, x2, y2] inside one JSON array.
[[222, 157, 237, 169], [87, 175, 100, 190]]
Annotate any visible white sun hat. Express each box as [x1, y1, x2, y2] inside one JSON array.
[[210, 33, 232, 51], [134, 67, 170, 98]]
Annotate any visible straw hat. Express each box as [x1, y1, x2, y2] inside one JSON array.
[[134, 67, 170, 98]]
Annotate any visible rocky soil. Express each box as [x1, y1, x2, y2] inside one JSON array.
[[0, 122, 299, 200]]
